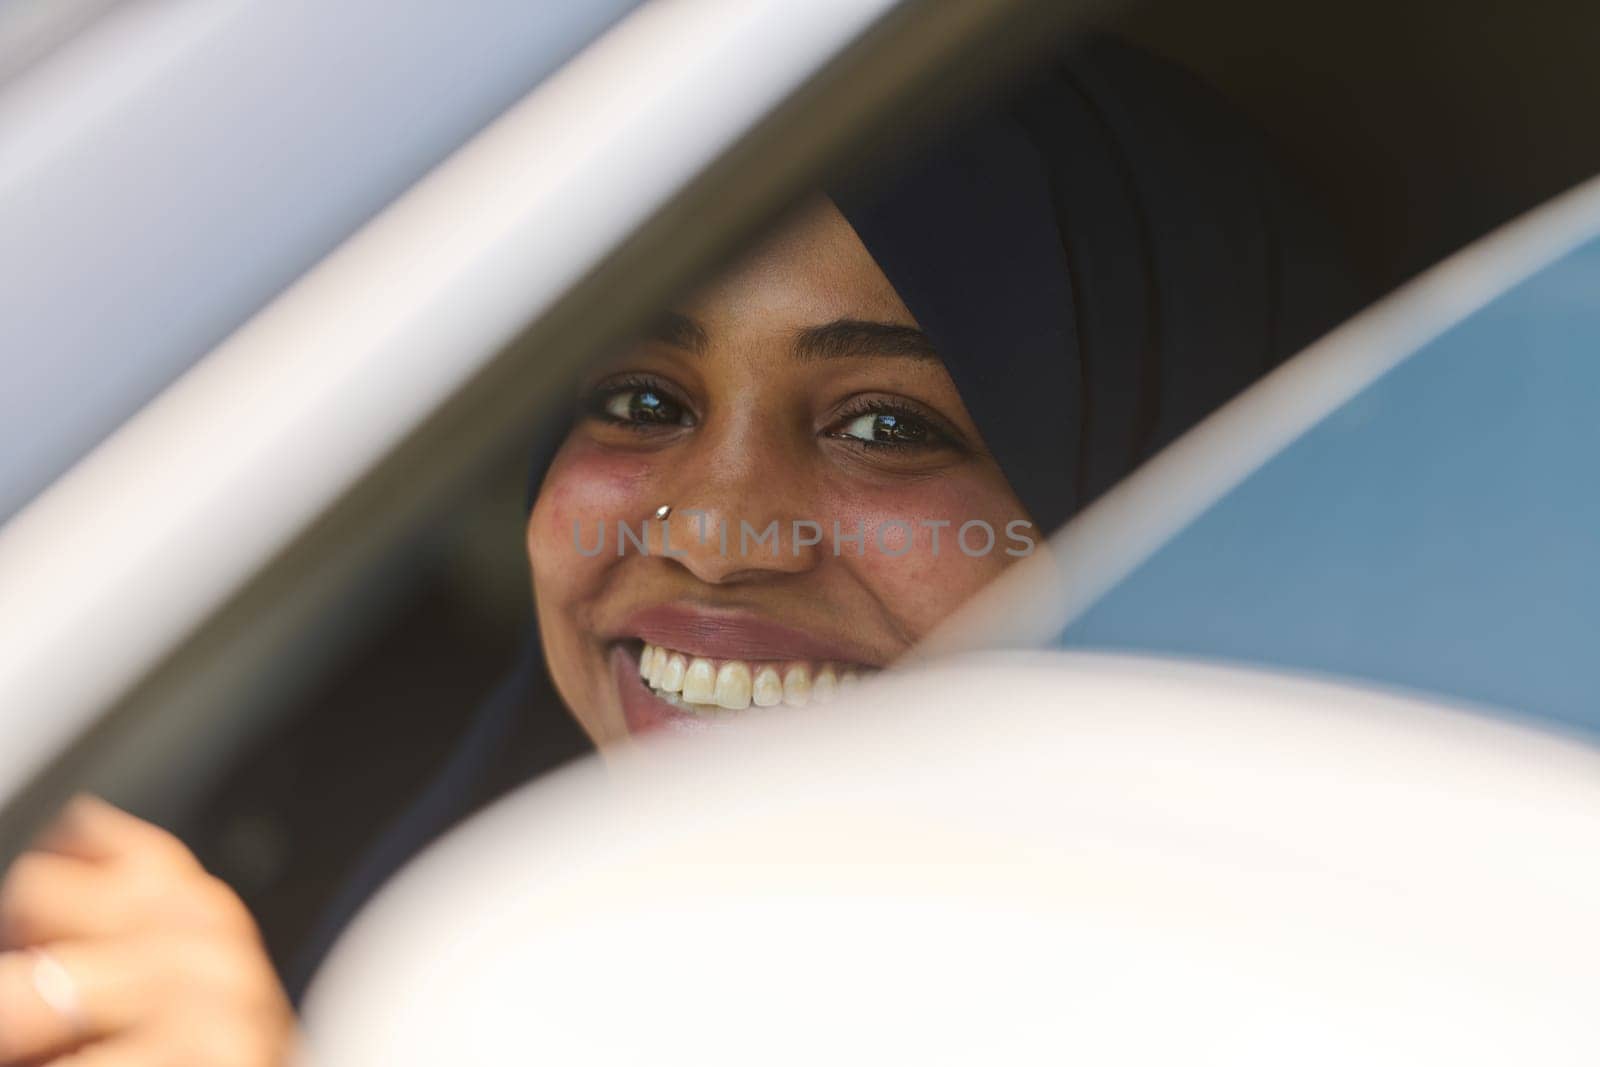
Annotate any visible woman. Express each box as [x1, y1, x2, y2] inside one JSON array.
[[533, 192, 1039, 742], [0, 37, 1356, 1065]]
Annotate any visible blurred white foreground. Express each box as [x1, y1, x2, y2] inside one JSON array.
[[304, 652, 1600, 1065]]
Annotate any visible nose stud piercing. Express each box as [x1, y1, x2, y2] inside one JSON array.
[[653, 504, 672, 521]]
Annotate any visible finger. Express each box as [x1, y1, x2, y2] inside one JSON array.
[[25, 1032, 164, 1067], [45, 1016, 296, 1067], [0, 937, 193, 1061], [1, 852, 252, 953], [0, 852, 132, 949], [0, 935, 291, 1066], [0, 935, 295, 1066], [32, 797, 200, 876], [0, 945, 123, 1063]]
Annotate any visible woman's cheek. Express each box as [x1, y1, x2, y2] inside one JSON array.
[[529, 440, 661, 746], [826, 478, 1026, 637], [529, 441, 659, 585]]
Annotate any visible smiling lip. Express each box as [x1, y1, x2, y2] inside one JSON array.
[[609, 604, 883, 667], [612, 645, 715, 736]]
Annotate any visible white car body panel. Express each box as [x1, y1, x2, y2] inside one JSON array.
[[0, 0, 902, 806]]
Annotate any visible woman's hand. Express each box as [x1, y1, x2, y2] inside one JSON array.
[[0, 795, 296, 1066]]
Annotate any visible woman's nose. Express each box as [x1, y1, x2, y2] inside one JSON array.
[[657, 500, 823, 584], [642, 415, 828, 584]]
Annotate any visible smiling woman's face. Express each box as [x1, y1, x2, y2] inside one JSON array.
[[528, 198, 1033, 746]]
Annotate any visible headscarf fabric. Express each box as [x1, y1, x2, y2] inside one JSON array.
[[832, 36, 1357, 532]]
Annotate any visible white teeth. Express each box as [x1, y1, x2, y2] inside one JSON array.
[[642, 643, 872, 714], [681, 657, 716, 704], [752, 666, 783, 707], [661, 653, 687, 693], [714, 661, 753, 710], [812, 665, 838, 704], [781, 663, 811, 707]]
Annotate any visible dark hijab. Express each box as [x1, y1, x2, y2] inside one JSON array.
[[833, 37, 1355, 533], [289, 36, 1361, 999]]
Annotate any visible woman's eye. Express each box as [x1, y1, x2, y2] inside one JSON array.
[[835, 411, 932, 446], [599, 387, 689, 427]]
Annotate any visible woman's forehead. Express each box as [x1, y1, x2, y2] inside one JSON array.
[[682, 197, 917, 336]]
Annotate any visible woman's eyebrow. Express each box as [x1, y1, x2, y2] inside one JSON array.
[[647, 311, 710, 354], [792, 319, 940, 362]]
